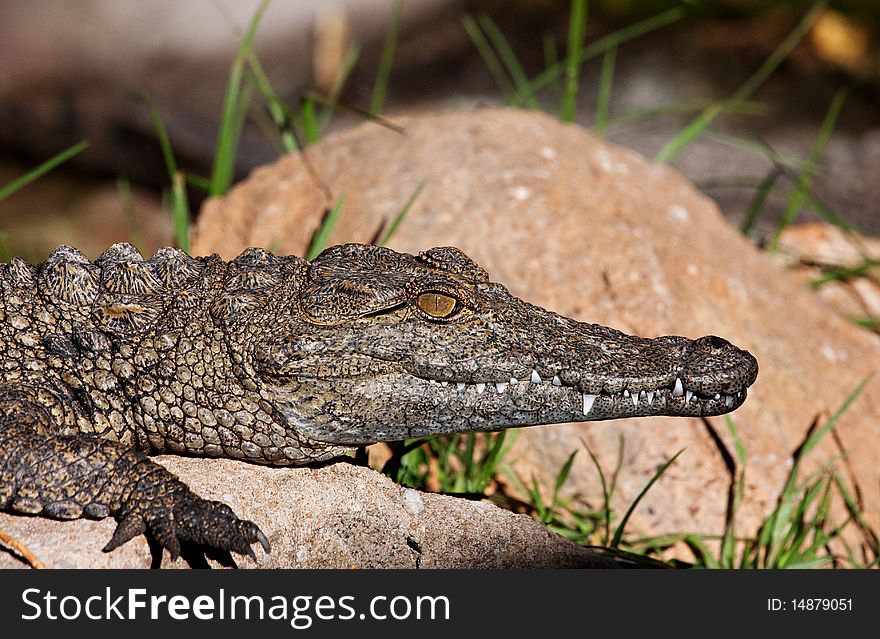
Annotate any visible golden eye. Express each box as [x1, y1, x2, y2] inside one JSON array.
[[417, 292, 458, 318]]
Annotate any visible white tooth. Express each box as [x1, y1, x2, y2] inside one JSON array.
[[531, 369, 542, 384], [623, 389, 630, 397], [714, 393, 720, 401], [475, 383, 486, 394], [647, 390, 655, 405], [673, 378, 684, 397], [456, 382, 466, 391], [441, 381, 448, 386], [582, 393, 596, 416], [552, 375, 562, 386], [510, 377, 518, 385], [685, 390, 693, 403], [496, 382, 508, 393], [639, 390, 647, 400], [632, 392, 639, 407], [725, 396, 733, 407]]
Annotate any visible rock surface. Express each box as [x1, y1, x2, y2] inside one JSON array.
[[192, 108, 880, 548], [0, 458, 610, 568], [776, 222, 880, 326]]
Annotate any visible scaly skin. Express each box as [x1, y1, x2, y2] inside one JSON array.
[[0, 243, 757, 563]]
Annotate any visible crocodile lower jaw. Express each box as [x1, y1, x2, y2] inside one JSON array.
[[420, 372, 748, 418]]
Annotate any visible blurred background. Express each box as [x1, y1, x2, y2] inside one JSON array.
[[0, 0, 877, 261]]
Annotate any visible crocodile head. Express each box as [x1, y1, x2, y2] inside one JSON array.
[[254, 243, 758, 445]]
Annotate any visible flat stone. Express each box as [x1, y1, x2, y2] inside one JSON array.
[[0, 459, 610, 568]]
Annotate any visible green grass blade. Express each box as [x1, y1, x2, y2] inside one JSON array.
[[560, 0, 588, 122], [768, 86, 849, 250], [715, 132, 853, 234], [145, 97, 191, 250], [740, 170, 780, 237], [542, 32, 561, 96], [655, 1, 826, 164], [609, 99, 767, 127], [720, 469, 744, 568], [436, 435, 459, 490], [317, 42, 362, 132], [462, 15, 516, 102], [477, 15, 541, 110], [171, 172, 191, 252], [185, 173, 213, 193], [0, 141, 89, 202], [378, 180, 425, 246], [594, 44, 616, 134], [654, 103, 722, 165], [246, 51, 299, 153], [210, 0, 268, 197], [833, 472, 880, 556], [306, 195, 345, 260], [552, 450, 578, 506], [763, 378, 867, 566], [809, 259, 880, 288], [774, 476, 828, 567], [477, 430, 515, 491], [370, 0, 403, 116], [611, 449, 684, 548], [800, 375, 870, 461], [299, 95, 320, 145], [582, 440, 612, 546], [705, 131, 814, 173], [803, 189, 854, 232], [608, 433, 625, 500], [684, 534, 720, 569], [520, 7, 683, 104], [725, 416, 747, 466], [720, 417, 747, 568], [145, 96, 178, 179], [531, 476, 548, 522]]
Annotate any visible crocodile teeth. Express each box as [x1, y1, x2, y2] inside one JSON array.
[[632, 392, 639, 407], [725, 396, 733, 407], [685, 390, 693, 403], [510, 377, 518, 385], [531, 369, 542, 384], [647, 390, 655, 405], [639, 390, 647, 401], [456, 382, 466, 391], [582, 393, 596, 416], [441, 381, 448, 387], [623, 389, 630, 397], [552, 375, 562, 386], [475, 383, 486, 394], [496, 382, 508, 393], [673, 378, 684, 397], [714, 393, 721, 401]]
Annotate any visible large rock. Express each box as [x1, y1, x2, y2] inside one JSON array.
[[192, 108, 880, 547], [0, 458, 609, 568]]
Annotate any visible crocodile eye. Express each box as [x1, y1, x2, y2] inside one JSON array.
[[416, 292, 458, 319]]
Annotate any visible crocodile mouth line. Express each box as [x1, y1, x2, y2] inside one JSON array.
[[419, 369, 748, 417]]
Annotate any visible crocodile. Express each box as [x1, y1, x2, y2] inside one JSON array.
[[0, 242, 757, 564]]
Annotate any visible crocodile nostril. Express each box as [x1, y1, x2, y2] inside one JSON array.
[[699, 335, 731, 353]]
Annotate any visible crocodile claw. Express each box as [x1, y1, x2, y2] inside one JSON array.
[[104, 486, 269, 563]]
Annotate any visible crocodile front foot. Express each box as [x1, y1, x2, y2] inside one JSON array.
[[104, 480, 270, 564]]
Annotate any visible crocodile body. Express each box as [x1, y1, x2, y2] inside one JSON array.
[[0, 243, 757, 563]]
